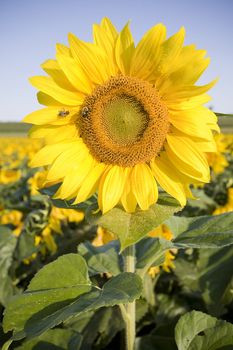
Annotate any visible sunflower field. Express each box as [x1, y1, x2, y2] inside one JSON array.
[[1, 132, 233, 349], [1, 17, 233, 350]]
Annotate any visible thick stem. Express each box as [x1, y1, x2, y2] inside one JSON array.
[[123, 244, 136, 350]]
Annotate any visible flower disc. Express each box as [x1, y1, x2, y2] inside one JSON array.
[[79, 76, 169, 166]]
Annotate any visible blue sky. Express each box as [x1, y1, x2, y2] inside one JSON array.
[[1, 0, 232, 121]]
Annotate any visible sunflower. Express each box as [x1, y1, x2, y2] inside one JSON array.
[[213, 188, 233, 215], [0, 209, 23, 236], [148, 224, 176, 276], [92, 226, 116, 247], [206, 134, 229, 174], [24, 18, 219, 213]]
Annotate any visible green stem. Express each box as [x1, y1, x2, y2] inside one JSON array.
[[123, 244, 136, 350]]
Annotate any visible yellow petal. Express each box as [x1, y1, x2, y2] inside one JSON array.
[[98, 166, 127, 213], [160, 58, 210, 94], [197, 139, 217, 152], [30, 76, 84, 106], [158, 45, 210, 92], [41, 59, 75, 91], [166, 134, 210, 182], [56, 53, 93, 94], [23, 107, 78, 125], [46, 142, 88, 181], [130, 23, 166, 80], [121, 189, 137, 213], [156, 27, 185, 76], [115, 23, 135, 75], [170, 44, 205, 72], [169, 108, 214, 140], [100, 17, 118, 43], [120, 169, 137, 213], [204, 109, 220, 132], [93, 20, 118, 76], [29, 124, 78, 144], [163, 79, 217, 101], [56, 43, 71, 56], [56, 155, 95, 199], [73, 162, 106, 204], [172, 126, 217, 152], [150, 158, 186, 206], [30, 141, 77, 167], [208, 122, 220, 133], [68, 33, 111, 84], [166, 93, 211, 110], [184, 185, 196, 199], [37, 92, 63, 107], [131, 164, 158, 210]]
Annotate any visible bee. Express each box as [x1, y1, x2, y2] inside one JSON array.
[[57, 109, 70, 117], [81, 106, 89, 117]]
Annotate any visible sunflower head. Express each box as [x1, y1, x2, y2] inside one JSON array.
[[24, 18, 219, 214], [79, 75, 170, 167]]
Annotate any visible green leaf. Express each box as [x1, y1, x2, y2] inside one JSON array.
[[64, 311, 94, 333], [175, 310, 217, 350], [171, 213, 233, 248], [189, 321, 233, 350], [173, 256, 200, 293], [4, 272, 142, 343], [141, 273, 157, 307], [215, 112, 233, 117], [165, 216, 194, 238], [136, 323, 177, 350], [136, 212, 233, 278], [51, 197, 96, 211], [68, 333, 83, 350], [136, 299, 149, 323], [28, 272, 142, 339], [2, 340, 13, 350], [40, 183, 97, 210], [0, 226, 17, 305], [15, 231, 38, 261], [156, 294, 189, 325], [78, 240, 122, 276], [174, 247, 233, 316], [175, 310, 233, 350], [15, 329, 75, 350], [75, 307, 124, 350], [136, 237, 172, 276], [97, 196, 181, 250], [3, 254, 91, 336], [39, 183, 61, 197], [197, 246, 233, 316], [28, 254, 90, 291], [84, 202, 101, 225], [136, 334, 177, 350]]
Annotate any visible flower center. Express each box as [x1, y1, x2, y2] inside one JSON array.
[[79, 76, 169, 167], [103, 95, 149, 146]]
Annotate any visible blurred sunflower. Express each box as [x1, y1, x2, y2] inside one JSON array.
[[148, 224, 176, 276], [206, 134, 229, 174], [28, 170, 48, 195], [0, 169, 21, 184], [92, 226, 116, 247], [213, 188, 233, 215], [0, 209, 23, 236], [24, 18, 219, 213]]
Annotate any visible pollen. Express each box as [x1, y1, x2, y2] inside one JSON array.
[[78, 76, 169, 167]]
